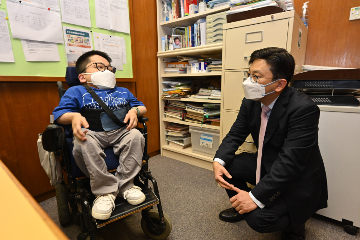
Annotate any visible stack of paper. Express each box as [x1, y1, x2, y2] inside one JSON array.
[[165, 123, 191, 148]]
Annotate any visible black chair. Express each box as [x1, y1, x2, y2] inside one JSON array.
[[43, 67, 172, 240]]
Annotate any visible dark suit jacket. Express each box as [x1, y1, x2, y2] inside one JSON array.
[[215, 86, 328, 228]]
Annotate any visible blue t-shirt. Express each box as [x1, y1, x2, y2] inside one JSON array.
[[53, 85, 145, 122]]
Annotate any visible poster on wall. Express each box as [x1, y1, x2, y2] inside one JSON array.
[[63, 26, 93, 66], [95, 0, 130, 33], [93, 32, 124, 70], [6, 1, 63, 43], [60, 0, 91, 28], [21, 40, 60, 62], [0, 10, 15, 62]]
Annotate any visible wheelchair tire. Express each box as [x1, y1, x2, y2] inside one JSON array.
[[141, 209, 172, 240], [55, 183, 71, 226]]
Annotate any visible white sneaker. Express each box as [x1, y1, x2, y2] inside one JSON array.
[[123, 186, 146, 205], [92, 193, 116, 220]]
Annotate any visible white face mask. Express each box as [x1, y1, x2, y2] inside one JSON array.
[[242, 77, 280, 100], [83, 70, 116, 90]]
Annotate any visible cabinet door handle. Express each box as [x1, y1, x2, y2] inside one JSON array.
[[245, 30, 263, 44]]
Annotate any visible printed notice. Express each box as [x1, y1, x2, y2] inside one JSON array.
[[7, 0, 60, 12], [0, 10, 15, 62], [95, 0, 110, 30], [60, 0, 91, 28], [109, 0, 130, 33], [7, 1, 63, 43], [63, 27, 93, 66], [21, 40, 60, 62], [93, 32, 123, 70], [95, 0, 130, 33]]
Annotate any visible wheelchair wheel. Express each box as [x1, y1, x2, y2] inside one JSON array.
[[141, 209, 172, 240], [55, 183, 71, 226]]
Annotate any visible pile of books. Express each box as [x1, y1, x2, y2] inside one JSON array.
[[165, 123, 191, 149], [207, 59, 222, 72], [164, 101, 186, 120], [185, 102, 221, 125], [189, 88, 221, 100], [162, 80, 192, 99], [164, 61, 189, 74]]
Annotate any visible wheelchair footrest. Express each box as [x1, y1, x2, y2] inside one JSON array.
[[95, 182, 158, 228]]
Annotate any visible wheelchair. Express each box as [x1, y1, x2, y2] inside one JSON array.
[[42, 67, 172, 240]]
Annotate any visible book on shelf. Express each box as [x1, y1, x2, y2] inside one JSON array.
[[164, 112, 184, 120], [204, 109, 221, 118], [166, 62, 189, 68], [166, 122, 189, 130], [167, 139, 192, 149], [166, 130, 190, 137], [184, 0, 198, 16], [171, 0, 180, 19], [164, 67, 187, 74]]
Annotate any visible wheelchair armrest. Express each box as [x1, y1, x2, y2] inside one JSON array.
[[138, 116, 148, 123], [42, 124, 65, 152]]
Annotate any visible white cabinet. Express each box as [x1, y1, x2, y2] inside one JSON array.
[[316, 106, 360, 228]]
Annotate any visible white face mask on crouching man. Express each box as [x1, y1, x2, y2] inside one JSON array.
[[242, 77, 281, 100], [83, 70, 116, 90]]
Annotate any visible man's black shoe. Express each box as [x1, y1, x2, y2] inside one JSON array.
[[281, 224, 305, 240], [219, 208, 245, 223]]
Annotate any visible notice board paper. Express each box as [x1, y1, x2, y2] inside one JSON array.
[[95, 0, 110, 30], [93, 32, 123, 70], [109, 0, 130, 33], [60, 0, 91, 28], [0, 10, 15, 62], [6, 1, 63, 43], [21, 40, 60, 62], [63, 27, 93, 66], [7, 0, 60, 12]]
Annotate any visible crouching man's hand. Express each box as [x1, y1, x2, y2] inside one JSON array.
[[230, 186, 257, 214]]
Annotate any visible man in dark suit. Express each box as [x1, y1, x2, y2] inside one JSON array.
[[213, 47, 327, 239]]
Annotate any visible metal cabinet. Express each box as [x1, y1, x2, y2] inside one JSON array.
[[220, 11, 308, 151]]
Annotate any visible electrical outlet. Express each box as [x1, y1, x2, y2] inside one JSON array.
[[349, 7, 360, 21]]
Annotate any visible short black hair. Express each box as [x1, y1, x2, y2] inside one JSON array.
[[174, 37, 180, 41], [249, 47, 295, 83], [75, 50, 112, 75]]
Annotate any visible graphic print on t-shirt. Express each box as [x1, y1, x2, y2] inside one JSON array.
[[82, 91, 129, 110]]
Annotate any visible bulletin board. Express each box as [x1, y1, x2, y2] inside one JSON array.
[[0, 0, 133, 78]]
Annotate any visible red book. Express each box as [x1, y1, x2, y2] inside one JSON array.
[[184, 0, 197, 16]]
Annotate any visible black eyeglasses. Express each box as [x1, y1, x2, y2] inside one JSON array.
[[246, 71, 274, 83], [81, 62, 114, 73]]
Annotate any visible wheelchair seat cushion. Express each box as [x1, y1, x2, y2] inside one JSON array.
[[66, 138, 120, 178]]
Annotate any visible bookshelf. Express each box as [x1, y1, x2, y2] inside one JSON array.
[[156, 1, 227, 169]]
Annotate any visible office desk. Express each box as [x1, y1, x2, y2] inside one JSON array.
[[0, 160, 68, 240]]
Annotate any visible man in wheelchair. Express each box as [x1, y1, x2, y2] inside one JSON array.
[[53, 50, 147, 221]]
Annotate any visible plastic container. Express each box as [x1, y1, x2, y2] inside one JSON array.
[[189, 126, 220, 157]]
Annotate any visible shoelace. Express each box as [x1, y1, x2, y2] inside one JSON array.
[[94, 194, 115, 210], [123, 186, 142, 199]]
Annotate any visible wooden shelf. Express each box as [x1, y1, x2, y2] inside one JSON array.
[[161, 72, 222, 77], [164, 98, 221, 103], [163, 118, 220, 130], [160, 5, 230, 28], [162, 145, 214, 162], [157, 43, 222, 58]]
